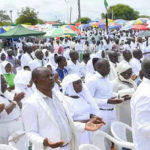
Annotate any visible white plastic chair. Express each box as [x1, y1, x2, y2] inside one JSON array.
[[79, 144, 102, 150], [111, 121, 133, 142], [92, 130, 134, 150], [0, 144, 18, 150]]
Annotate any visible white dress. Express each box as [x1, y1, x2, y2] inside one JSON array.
[[64, 96, 93, 145]]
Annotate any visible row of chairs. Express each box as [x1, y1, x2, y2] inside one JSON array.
[[0, 121, 134, 150], [80, 121, 134, 150]]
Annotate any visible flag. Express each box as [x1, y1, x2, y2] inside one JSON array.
[[104, 0, 108, 9]]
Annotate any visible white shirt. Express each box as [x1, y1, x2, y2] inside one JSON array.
[[67, 60, 82, 77], [28, 59, 45, 71], [130, 58, 141, 76], [131, 78, 150, 150], [21, 53, 33, 68], [85, 72, 115, 109]]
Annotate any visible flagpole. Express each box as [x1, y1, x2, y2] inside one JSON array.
[[104, 0, 109, 34], [105, 12, 108, 34]]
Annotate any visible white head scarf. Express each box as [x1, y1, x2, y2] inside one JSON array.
[[116, 61, 137, 89], [62, 74, 80, 96], [116, 61, 131, 75], [62, 74, 100, 116], [0, 52, 7, 63], [87, 55, 99, 74], [1, 61, 13, 74]]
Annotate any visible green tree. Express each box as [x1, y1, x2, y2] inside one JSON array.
[[0, 10, 10, 22], [138, 15, 150, 19], [75, 17, 91, 24], [102, 4, 139, 20], [16, 7, 39, 25]]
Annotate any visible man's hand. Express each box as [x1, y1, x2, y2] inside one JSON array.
[[85, 121, 104, 131], [90, 116, 105, 125], [0, 104, 5, 113], [13, 92, 25, 103], [122, 95, 131, 101], [43, 138, 64, 148], [108, 97, 124, 104], [131, 75, 137, 80]]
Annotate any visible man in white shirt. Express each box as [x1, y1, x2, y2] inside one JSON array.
[[85, 59, 123, 150], [21, 46, 34, 70], [131, 57, 150, 150], [28, 50, 45, 71], [85, 59, 123, 134], [22, 67, 104, 150]]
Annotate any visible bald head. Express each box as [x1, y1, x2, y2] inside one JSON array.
[[69, 50, 79, 62], [35, 49, 43, 60], [142, 57, 150, 79], [32, 67, 47, 81], [96, 59, 110, 77], [133, 49, 142, 60], [108, 51, 118, 63]]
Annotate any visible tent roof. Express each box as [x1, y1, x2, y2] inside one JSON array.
[[0, 24, 45, 38]]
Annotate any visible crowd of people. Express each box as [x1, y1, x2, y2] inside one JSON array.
[[0, 27, 150, 150]]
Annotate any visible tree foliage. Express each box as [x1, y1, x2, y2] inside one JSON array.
[[0, 10, 11, 22], [102, 4, 139, 20], [75, 17, 91, 24], [16, 7, 40, 25]]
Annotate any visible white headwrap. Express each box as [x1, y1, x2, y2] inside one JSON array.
[[62, 74, 100, 116], [86, 55, 99, 74], [116, 61, 137, 89], [62, 74, 80, 96], [1, 61, 13, 74], [116, 61, 131, 75], [0, 52, 7, 63]]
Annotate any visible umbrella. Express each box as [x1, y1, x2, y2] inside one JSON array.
[[0, 28, 6, 34], [121, 25, 133, 31], [44, 27, 77, 38], [132, 25, 150, 30], [79, 24, 89, 29], [109, 25, 121, 29], [0, 24, 45, 38], [138, 31, 150, 37], [114, 19, 127, 26], [62, 25, 81, 35]]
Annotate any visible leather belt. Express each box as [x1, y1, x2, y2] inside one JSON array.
[[99, 108, 114, 111]]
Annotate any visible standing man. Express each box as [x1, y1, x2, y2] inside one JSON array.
[[131, 57, 150, 150], [22, 67, 104, 150]]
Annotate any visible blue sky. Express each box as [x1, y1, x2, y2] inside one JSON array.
[[1, 0, 150, 22]]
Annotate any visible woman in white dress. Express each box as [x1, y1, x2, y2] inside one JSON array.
[[62, 74, 104, 145], [0, 74, 28, 150]]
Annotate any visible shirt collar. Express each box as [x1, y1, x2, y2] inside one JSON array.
[[36, 88, 51, 99]]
